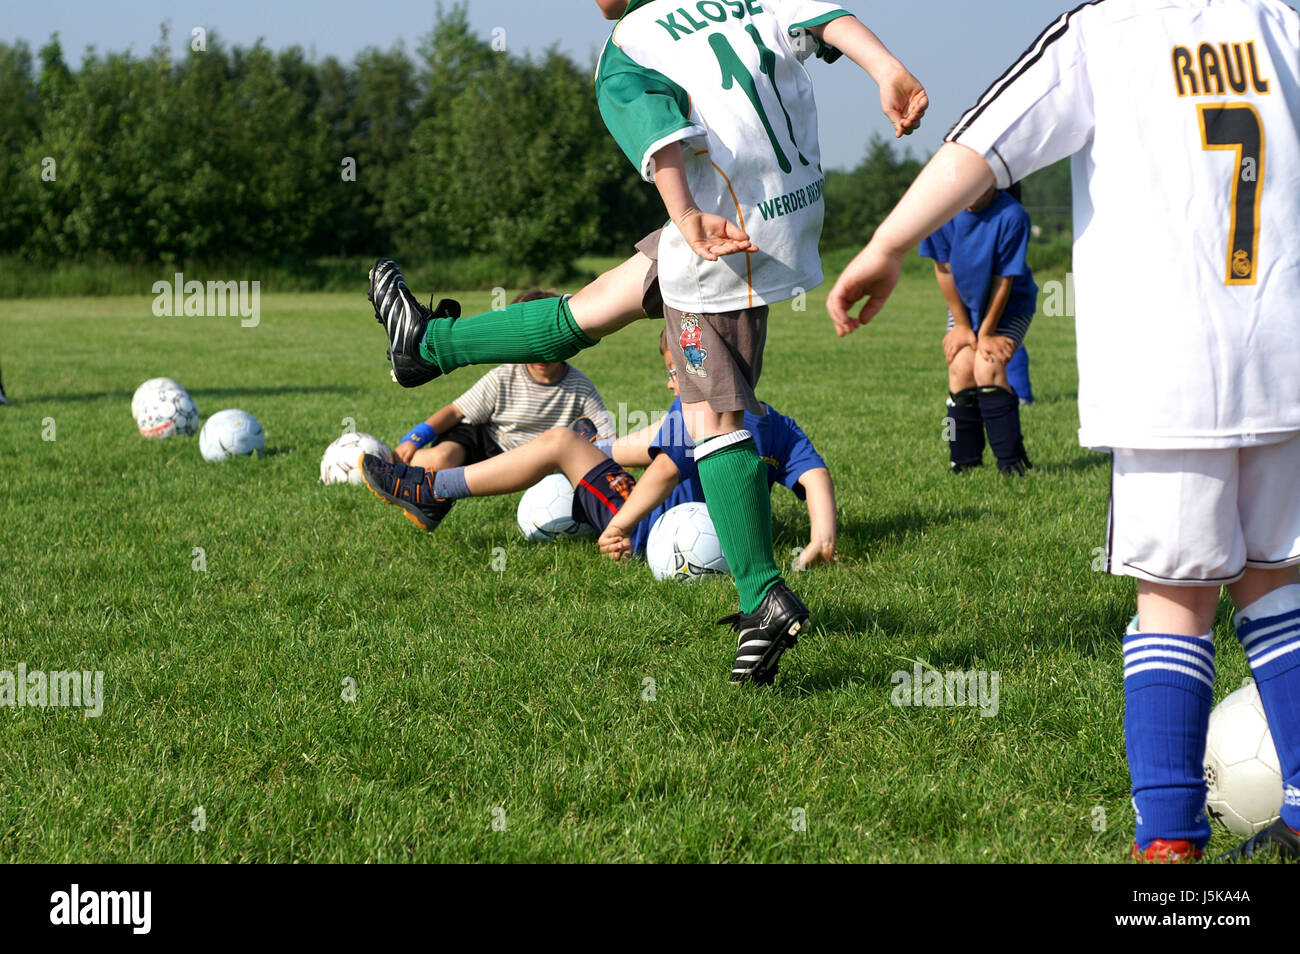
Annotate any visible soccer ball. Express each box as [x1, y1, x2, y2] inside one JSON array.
[[320, 432, 394, 486], [517, 474, 588, 541], [135, 386, 199, 439], [131, 377, 183, 422], [645, 502, 730, 581], [200, 409, 265, 462], [1204, 682, 1283, 835]]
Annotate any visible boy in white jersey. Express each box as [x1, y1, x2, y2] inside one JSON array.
[[365, 0, 927, 684], [828, 0, 1300, 862]]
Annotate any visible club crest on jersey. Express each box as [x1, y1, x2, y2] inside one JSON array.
[[679, 316, 708, 378], [1232, 249, 1252, 279]]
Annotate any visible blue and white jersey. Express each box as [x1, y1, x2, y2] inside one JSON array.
[[628, 397, 827, 554]]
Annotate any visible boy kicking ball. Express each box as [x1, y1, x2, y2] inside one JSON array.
[[365, 0, 926, 683], [828, 0, 1300, 861]]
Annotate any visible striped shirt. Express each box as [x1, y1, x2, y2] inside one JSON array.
[[453, 364, 614, 452]]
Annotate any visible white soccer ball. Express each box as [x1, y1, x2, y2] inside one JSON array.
[[517, 474, 588, 541], [200, 409, 265, 462], [135, 386, 199, 439], [131, 377, 183, 422], [1204, 682, 1283, 836], [320, 432, 394, 485], [645, 502, 730, 581]]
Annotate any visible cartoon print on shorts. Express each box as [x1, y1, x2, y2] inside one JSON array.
[[679, 315, 708, 378]]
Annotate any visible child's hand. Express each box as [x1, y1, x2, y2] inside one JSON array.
[[676, 209, 759, 261], [828, 243, 903, 336], [881, 68, 929, 138], [978, 334, 1016, 365], [394, 441, 417, 464], [598, 523, 633, 562], [943, 327, 977, 364], [796, 537, 836, 570]]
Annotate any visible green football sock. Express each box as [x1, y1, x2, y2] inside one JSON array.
[[420, 297, 597, 374], [696, 437, 782, 615]]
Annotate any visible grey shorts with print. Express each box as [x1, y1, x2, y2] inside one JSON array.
[[635, 230, 768, 416]]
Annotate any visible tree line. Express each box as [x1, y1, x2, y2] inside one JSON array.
[[0, 5, 1068, 278]]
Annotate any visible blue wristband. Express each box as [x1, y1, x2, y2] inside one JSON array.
[[403, 423, 436, 448]]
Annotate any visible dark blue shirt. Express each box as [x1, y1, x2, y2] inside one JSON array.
[[919, 191, 1038, 326], [629, 399, 827, 556]]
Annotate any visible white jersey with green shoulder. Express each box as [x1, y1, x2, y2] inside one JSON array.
[[596, 0, 849, 313], [950, 0, 1300, 451]]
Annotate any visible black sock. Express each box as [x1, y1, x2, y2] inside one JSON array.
[[947, 389, 984, 469], [978, 385, 1028, 469]]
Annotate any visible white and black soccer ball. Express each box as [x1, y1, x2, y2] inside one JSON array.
[[645, 502, 730, 581], [200, 409, 265, 462], [131, 377, 183, 422], [1204, 682, 1283, 836], [135, 386, 199, 440], [517, 474, 588, 541], [320, 432, 394, 486]]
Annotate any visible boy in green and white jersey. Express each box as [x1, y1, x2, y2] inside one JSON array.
[[365, 0, 926, 683]]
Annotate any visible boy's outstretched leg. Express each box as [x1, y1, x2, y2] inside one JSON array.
[[368, 253, 653, 387]]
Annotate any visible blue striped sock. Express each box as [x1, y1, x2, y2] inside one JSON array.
[[1235, 584, 1300, 831], [1123, 626, 1215, 850]]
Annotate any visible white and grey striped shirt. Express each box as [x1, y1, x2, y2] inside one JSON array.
[[454, 364, 614, 452]]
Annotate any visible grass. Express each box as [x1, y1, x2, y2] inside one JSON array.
[[0, 266, 1259, 863]]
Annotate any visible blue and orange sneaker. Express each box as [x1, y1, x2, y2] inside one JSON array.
[[1217, 818, 1300, 863], [570, 417, 599, 443], [359, 453, 454, 532], [368, 259, 459, 388], [1130, 840, 1203, 863]]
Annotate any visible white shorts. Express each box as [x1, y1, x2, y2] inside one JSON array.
[[1105, 434, 1300, 586]]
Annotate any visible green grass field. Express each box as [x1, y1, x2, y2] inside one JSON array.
[[0, 263, 1258, 863]]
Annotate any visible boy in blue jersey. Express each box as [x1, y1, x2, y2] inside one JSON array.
[[920, 183, 1038, 476]]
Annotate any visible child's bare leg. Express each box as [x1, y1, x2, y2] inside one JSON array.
[[973, 350, 1012, 390], [1136, 580, 1222, 636], [947, 345, 977, 392], [680, 402, 743, 443], [1228, 565, 1300, 610], [411, 441, 468, 471], [566, 252, 655, 340], [463, 428, 607, 496]]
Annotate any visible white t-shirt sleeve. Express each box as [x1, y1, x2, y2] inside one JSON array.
[[454, 367, 503, 427], [947, 7, 1096, 188], [766, 0, 850, 42]]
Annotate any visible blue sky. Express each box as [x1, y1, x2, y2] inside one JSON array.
[[4, 0, 1060, 170]]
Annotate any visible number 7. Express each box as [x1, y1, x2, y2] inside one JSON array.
[[1198, 103, 1265, 286]]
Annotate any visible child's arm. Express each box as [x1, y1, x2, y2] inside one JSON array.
[[828, 143, 996, 335], [651, 143, 759, 262], [978, 276, 1016, 364], [611, 416, 667, 469], [814, 17, 928, 138], [597, 453, 681, 562], [394, 403, 466, 463], [935, 263, 977, 364], [794, 467, 837, 570]]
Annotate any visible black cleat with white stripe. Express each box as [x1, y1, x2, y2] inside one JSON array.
[[720, 581, 810, 685], [368, 258, 459, 388]]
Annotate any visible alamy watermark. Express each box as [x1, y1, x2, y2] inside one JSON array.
[[890, 662, 1000, 718], [151, 272, 260, 327], [1, 664, 104, 717]]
